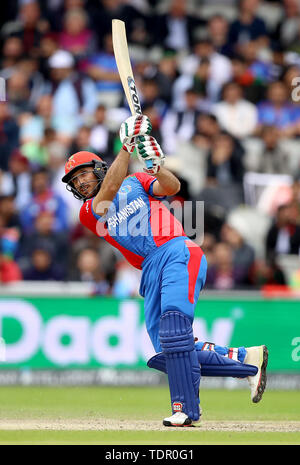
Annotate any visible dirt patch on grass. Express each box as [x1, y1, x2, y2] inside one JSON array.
[[0, 419, 299, 432]]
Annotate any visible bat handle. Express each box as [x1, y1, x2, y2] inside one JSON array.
[[145, 159, 153, 169], [136, 135, 153, 170]]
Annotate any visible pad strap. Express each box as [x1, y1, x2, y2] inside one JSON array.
[[201, 342, 216, 351], [148, 349, 258, 378], [226, 347, 239, 361]]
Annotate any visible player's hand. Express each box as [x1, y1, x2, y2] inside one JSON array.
[[120, 115, 152, 153], [136, 135, 165, 174]]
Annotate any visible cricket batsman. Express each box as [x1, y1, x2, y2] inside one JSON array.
[[62, 115, 268, 427]]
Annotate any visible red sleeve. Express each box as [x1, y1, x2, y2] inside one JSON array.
[[134, 172, 166, 199], [79, 199, 95, 226], [79, 198, 107, 237], [134, 172, 156, 193]]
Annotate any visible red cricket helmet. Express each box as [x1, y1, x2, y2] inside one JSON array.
[[62, 151, 103, 183], [62, 151, 108, 200]]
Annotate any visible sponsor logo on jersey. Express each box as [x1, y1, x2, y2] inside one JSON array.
[[119, 185, 132, 195]]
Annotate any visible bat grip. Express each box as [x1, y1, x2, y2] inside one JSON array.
[[136, 135, 153, 170]]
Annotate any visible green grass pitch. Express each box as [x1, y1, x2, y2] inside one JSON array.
[[0, 386, 299, 444]]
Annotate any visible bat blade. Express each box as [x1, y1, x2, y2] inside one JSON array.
[[112, 19, 142, 116], [112, 19, 152, 169]]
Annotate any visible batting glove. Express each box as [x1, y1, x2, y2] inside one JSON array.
[[120, 115, 152, 153], [136, 135, 165, 174]]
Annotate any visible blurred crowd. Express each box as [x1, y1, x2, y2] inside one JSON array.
[[0, 0, 300, 294]]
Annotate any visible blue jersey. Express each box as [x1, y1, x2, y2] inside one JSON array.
[[79, 172, 186, 269]]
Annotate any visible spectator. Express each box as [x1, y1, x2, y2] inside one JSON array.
[[257, 80, 300, 136], [89, 104, 118, 162], [140, 77, 168, 121], [59, 8, 96, 59], [205, 242, 247, 290], [0, 196, 22, 283], [39, 33, 59, 80], [18, 211, 69, 278], [69, 126, 99, 161], [254, 125, 295, 174], [0, 224, 20, 260], [23, 245, 64, 281], [46, 139, 82, 225], [17, 55, 46, 109], [165, 132, 208, 199], [249, 258, 286, 288], [190, 58, 212, 103], [88, 0, 145, 49], [176, 38, 232, 104], [206, 132, 245, 186], [42, 0, 87, 33], [72, 247, 109, 287], [20, 95, 52, 143], [228, 0, 268, 53], [0, 102, 20, 171], [0, 150, 31, 210], [284, 26, 300, 56], [266, 202, 300, 260], [2, 1, 48, 56], [112, 260, 141, 297], [20, 168, 69, 234], [86, 33, 122, 108], [0, 36, 24, 77], [238, 40, 277, 87], [161, 87, 206, 154], [0, 238, 22, 284], [273, 0, 300, 50], [19, 94, 82, 150], [207, 14, 232, 58], [213, 81, 258, 138], [46, 49, 98, 138], [290, 175, 300, 222], [220, 222, 255, 283], [194, 111, 245, 161], [200, 232, 217, 267], [154, 51, 179, 105], [0, 195, 21, 230], [70, 225, 118, 281], [199, 132, 245, 212], [6, 71, 33, 117], [21, 129, 54, 169], [91, 270, 111, 295], [194, 113, 221, 151], [154, 0, 204, 52], [0, 195, 22, 262], [231, 53, 267, 104]]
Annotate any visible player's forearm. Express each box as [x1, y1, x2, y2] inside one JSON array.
[[155, 168, 181, 196], [93, 148, 130, 215]]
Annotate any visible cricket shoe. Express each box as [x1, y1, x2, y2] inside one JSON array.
[[163, 412, 194, 427], [244, 345, 268, 403], [163, 407, 202, 427]]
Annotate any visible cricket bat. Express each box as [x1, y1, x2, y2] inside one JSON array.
[[112, 19, 152, 169]]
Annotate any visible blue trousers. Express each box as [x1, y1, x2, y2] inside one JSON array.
[[140, 237, 207, 353]]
